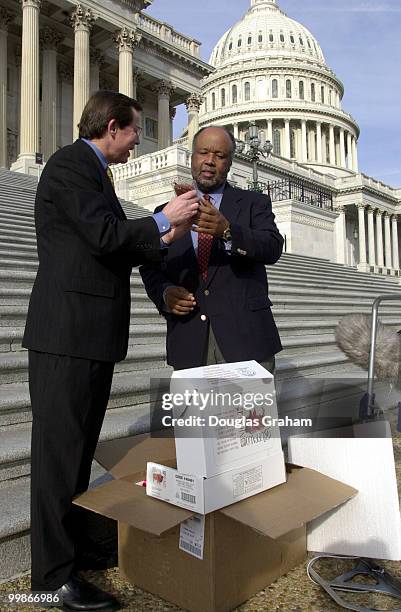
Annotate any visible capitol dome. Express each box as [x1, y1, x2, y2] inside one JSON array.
[[199, 0, 360, 174], [210, 0, 326, 69]]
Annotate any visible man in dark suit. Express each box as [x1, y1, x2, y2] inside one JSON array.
[[140, 126, 283, 372], [22, 90, 199, 610]]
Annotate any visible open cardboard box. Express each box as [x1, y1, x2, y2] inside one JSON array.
[[74, 432, 357, 612]]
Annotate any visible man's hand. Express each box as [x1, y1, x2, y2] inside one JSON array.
[[163, 190, 199, 227], [164, 286, 196, 315], [161, 221, 193, 246], [192, 197, 229, 237]]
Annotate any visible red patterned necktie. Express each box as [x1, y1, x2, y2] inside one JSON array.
[[197, 194, 214, 281]]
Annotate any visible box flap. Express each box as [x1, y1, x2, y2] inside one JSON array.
[[73, 478, 192, 535], [219, 466, 357, 539], [95, 432, 176, 479]]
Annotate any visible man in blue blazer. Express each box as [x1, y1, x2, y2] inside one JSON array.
[[140, 126, 283, 371]]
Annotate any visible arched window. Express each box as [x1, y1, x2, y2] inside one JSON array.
[[290, 129, 296, 158], [269, 33, 274, 42], [272, 78, 278, 98], [244, 81, 251, 101], [280, 33, 285, 43], [247, 35, 252, 45], [321, 86, 325, 103], [212, 92, 216, 110], [311, 82, 316, 102], [329, 89, 332, 106], [299, 80, 304, 100], [221, 88, 226, 107], [258, 33, 263, 43], [232, 84, 238, 104], [228, 41, 233, 51], [299, 37, 304, 46], [286, 79, 292, 98], [238, 37, 242, 47], [273, 128, 281, 156], [307, 38, 312, 49], [290, 35, 295, 44]]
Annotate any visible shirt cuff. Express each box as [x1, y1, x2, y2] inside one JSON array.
[[153, 211, 170, 236]]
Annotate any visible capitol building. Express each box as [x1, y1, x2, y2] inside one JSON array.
[[0, 0, 400, 274]]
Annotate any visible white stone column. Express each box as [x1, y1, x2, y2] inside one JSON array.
[[11, 0, 41, 174], [392, 215, 399, 270], [89, 48, 103, 94], [71, 4, 94, 141], [375, 209, 384, 267], [339, 127, 346, 168], [155, 80, 175, 150], [267, 119, 273, 145], [316, 120, 322, 163], [284, 118, 290, 159], [321, 127, 327, 164], [384, 212, 392, 269], [367, 206, 376, 266], [329, 124, 335, 166], [170, 106, 176, 145], [352, 137, 359, 172], [40, 27, 62, 162], [0, 10, 12, 168], [233, 122, 239, 140], [185, 93, 204, 149], [301, 119, 307, 162], [114, 27, 141, 98], [347, 132, 353, 171], [357, 203, 368, 269], [308, 127, 316, 162], [335, 205, 347, 264]]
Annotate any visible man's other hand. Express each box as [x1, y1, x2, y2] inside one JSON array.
[[161, 221, 193, 245], [192, 197, 229, 237], [164, 286, 196, 315], [163, 191, 199, 226]]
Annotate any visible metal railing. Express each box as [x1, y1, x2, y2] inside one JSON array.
[[250, 177, 334, 210]]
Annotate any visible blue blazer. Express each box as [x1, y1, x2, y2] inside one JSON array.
[[140, 183, 284, 369]]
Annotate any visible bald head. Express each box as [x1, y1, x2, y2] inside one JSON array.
[[191, 126, 235, 192]]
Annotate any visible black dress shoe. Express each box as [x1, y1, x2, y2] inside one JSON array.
[[55, 574, 120, 611]]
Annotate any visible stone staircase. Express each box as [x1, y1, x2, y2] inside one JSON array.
[[0, 167, 401, 582]]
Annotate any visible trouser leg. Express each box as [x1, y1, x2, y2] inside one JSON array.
[[206, 324, 276, 373], [29, 351, 114, 591]]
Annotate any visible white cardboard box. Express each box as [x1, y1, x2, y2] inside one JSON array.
[[169, 360, 283, 478], [146, 451, 286, 514]]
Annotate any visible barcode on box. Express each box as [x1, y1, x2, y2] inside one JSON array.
[[181, 492, 196, 504], [180, 539, 202, 558]]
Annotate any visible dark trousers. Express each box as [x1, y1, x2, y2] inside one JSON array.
[[206, 324, 276, 373], [29, 350, 114, 591]]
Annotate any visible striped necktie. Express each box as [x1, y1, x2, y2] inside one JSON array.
[[197, 194, 214, 281], [106, 167, 115, 189]]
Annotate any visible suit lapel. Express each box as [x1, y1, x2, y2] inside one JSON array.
[[204, 184, 243, 287], [74, 139, 127, 220]]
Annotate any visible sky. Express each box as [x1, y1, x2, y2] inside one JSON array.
[[147, 0, 401, 188]]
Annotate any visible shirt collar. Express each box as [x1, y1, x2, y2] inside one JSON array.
[[196, 181, 226, 199], [81, 138, 109, 170]]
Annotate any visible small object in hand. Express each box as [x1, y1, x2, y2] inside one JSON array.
[[173, 182, 194, 196]]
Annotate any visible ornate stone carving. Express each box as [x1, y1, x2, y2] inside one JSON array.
[[0, 8, 14, 30], [20, 0, 42, 9], [70, 4, 95, 32], [375, 208, 383, 217], [40, 26, 63, 50], [114, 27, 141, 53], [334, 204, 345, 214], [57, 61, 73, 83], [356, 203, 366, 210], [170, 106, 177, 120], [153, 80, 175, 98], [90, 47, 105, 66], [185, 93, 204, 113]]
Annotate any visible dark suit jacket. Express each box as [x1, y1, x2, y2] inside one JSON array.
[[140, 183, 283, 369], [22, 139, 164, 363]]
